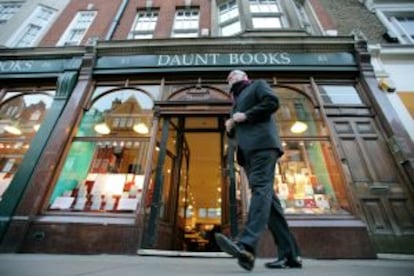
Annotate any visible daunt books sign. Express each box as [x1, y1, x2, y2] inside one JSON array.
[[95, 52, 356, 71], [0, 52, 357, 74]]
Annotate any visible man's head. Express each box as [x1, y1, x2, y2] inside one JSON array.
[[227, 70, 248, 87]]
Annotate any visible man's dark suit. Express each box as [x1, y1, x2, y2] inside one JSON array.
[[228, 79, 301, 260]]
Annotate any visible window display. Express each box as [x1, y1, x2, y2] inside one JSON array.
[[275, 140, 345, 214], [49, 141, 148, 212], [48, 88, 154, 213], [0, 92, 54, 201]]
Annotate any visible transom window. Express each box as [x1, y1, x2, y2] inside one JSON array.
[[319, 85, 363, 105], [57, 10, 97, 46], [218, 0, 241, 36], [172, 9, 199, 38], [129, 10, 158, 39]]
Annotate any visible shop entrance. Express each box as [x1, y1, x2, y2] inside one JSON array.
[[141, 114, 238, 254]]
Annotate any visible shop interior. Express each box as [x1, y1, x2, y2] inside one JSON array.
[[174, 117, 225, 252]]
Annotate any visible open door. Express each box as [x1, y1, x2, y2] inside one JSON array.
[[141, 115, 239, 254]]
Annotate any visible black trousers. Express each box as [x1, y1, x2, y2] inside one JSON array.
[[238, 149, 301, 258]]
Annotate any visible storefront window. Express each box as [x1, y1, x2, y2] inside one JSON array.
[[276, 140, 344, 214], [48, 88, 154, 213], [276, 87, 326, 136], [0, 92, 54, 201], [272, 86, 347, 214]]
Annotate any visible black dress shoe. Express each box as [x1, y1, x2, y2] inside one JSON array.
[[214, 233, 255, 271], [264, 257, 289, 269], [265, 256, 302, 269], [287, 256, 303, 268]]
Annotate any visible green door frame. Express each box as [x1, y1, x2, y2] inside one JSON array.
[[143, 116, 170, 248]]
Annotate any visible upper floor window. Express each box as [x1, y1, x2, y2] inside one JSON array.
[[218, 0, 241, 36], [14, 24, 41, 47], [249, 0, 280, 13], [0, 2, 22, 25], [376, 5, 414, 44], [57, 10, 96, 46], [129, 10, 158, 39], [10, 5, 56, 48], [172, 8, 199, 38], [249, 0, 285, 29], [391, 16, 414, 43]]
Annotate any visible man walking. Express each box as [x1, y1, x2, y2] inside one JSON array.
[[215, 70, 302, 271]]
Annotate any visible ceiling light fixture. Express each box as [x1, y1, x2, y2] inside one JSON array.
[[133, 123, 149, 134], [4, 125, 22, 135], [94, 122, 111, 135], [290, 121, 308, 134]]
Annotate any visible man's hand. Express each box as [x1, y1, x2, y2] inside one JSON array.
[[225, 118, 235, 133], [232, 112, 247, 123]]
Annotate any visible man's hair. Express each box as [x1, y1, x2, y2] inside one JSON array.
[[227, 70, 247, 80], [227, 69, 247, 80]]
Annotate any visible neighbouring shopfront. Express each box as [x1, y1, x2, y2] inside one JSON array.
[[0, 92, 54, 200], [0, 54, 81, 248], [0, 37, 413, 257]]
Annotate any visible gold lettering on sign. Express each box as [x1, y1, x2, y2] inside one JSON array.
[[229, 53, 291, 65], [157, 53, 221, 66], [157, 52, 291, 66]]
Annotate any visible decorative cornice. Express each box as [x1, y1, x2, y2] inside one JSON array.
[[95, 36, 357, 56], [0, 36, 358, 60], [0, 46, 86, 59]]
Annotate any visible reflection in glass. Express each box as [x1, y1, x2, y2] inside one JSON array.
[[0, 93, 54, 201], [4, 124, 22, 135], [77, 89, 153, 137], [49, 89, 154, 213], [94, 122, 111, 135], [275, 87, 325, 137], [133, 122, 149, 134]]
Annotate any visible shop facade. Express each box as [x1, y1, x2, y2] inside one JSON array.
[[0, 36, 413, 257]]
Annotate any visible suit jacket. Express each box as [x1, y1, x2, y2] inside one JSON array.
[[228, 80, 284, 164]]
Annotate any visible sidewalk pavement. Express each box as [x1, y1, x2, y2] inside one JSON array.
[[1, 253, 414, 276]]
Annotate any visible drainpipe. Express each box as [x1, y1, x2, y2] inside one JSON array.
[[105, 0, 129, 40]]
